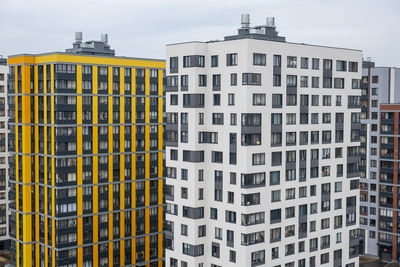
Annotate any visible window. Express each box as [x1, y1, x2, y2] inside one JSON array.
[[300, 57, 308, 69], [335, 182, 342, 192], [286, 94, 297, 106], [349, 61, 358, 72], [227, 53, 238, 66], [169, 57, 178, 72], [212, 74, 221, 90], [323, 77, 332, 88], [285, 244, 295, 256], [243, 73, 261, 85], [321, 253, 329, 264], [299, 150, 307, 161], [273, 55, 281, 67], [310, 203, 317, 214], [215, 227, 222, 239], [230, 172, 236, 185], [273, 74, 281, 86], [299, 187, 307, 198], [210, 208, 218, 219], [333, 77, 345, 89], [198, 225, 206, 237], [286, 188, 296, 199], [287, 56, 297, 68], [271, 190, 281, 202], [183, 56, 191, 67], [300, 76, 308, 87], [286, 132, 296, 145], [252, 153, 265, 165], [323, 95, 331, 106], [300, 94, 308, 106], [270, 114, 282, 126], [181, 75, 188, 90], [348, 96, 360, 107], [229, 250, 236, 263], [212, 113, 224, 125], [272, 94, 282, 108], [270, 209, 281, 223], [322, 113, 331, 123], [211, 55, 218, 67], [286, 207, 295, 218], [211, 151, 223, 163], [227, 230, 234, 247], [228, 94, 235, 106], [170, 95, 178, 105], [212, 243, 220, 258], [230, 113, 237, 125], [213, 94, 220, 106], [242, 113, 261, 126], [198, 75, 207, 86], [198, 113, 204, 125], [251, 250, 265, 265], [311, 113, 318, 124], [271, 152, 282, 166], [285, 225, 295, 237], [336, 95, 342, 106], [230, 73, 237, 86], [270, 171, 280, 185], [323, 59, 332, 71], [286, 75, 297, 87], [286, 169, 296, 181], [181, 224, 188, 236], [225, 210, 236, 223], [286, 113, 296, 125], [311, 77, 319, 88], [253, 94, 266, 106], [322, 130, 331, 143], [227, 191, 234, 204], [271, 133, 282, 146], [272, 247, 279, 259], [312, 58, 319, 69], [181, 131, 188, 143], [336, 60, 347, 71], [253, 53, 266, 66], [352, 79, 360, 89]]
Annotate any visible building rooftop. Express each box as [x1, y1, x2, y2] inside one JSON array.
[[224, 14, 286, 42], [167, 14, 362, 52], [65, 32, 115, 56]]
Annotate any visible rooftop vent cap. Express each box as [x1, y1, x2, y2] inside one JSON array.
[[101, 33, 108, 44], [241, 14, 250, 28], [75, 32, 83, 43], [266, 17, 275, 27]]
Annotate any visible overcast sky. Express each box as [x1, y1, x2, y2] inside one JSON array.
[[1, 0, 399, 66]]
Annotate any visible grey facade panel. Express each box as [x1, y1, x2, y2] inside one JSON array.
[[287, 86, 297, 95], [310, 159, 319, 167], [300, 106, 308, 113], [335, 122, 344, 130], [271, 124, 282, 133], [181, 123, 188, 132], [241, 125, 262, 134], [323, 70, 332, 77]]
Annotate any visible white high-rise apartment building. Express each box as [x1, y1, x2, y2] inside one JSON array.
[[0, 57, 9, 250], [165, 15, 362, 267]]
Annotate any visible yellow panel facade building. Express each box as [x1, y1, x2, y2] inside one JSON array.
[[8, 33, 165, 267]]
